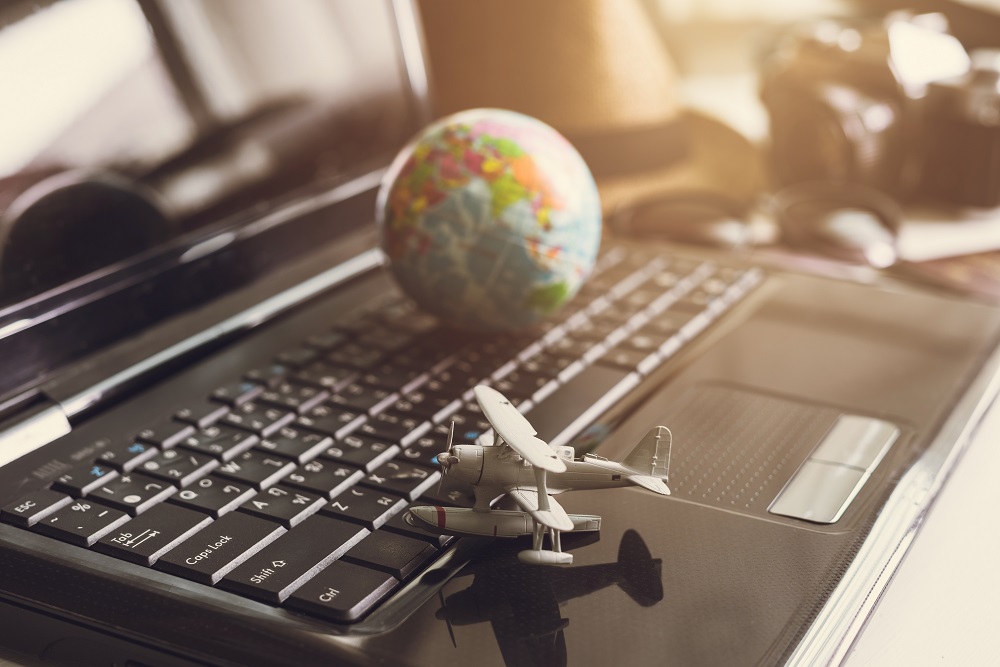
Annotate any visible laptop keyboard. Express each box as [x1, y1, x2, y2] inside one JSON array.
[[1, 244, 762, 624]]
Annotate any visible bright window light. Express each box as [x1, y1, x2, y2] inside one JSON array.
[[0, 0, 152, 177]]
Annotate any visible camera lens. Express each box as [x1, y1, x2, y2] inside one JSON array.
[[763, 78, 905, 194]]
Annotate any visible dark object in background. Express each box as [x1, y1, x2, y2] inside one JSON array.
[[770, 181, 901, 268], [921, 49, 1000, 208], [608, 190, 755, 249], [761, 12, 1000, 208], [0, 171, 170, 301]]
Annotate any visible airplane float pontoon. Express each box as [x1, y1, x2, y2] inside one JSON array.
[[407, 385, 673, 565]]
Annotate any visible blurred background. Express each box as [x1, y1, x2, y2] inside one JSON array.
[[1, 0, 1000, 308]]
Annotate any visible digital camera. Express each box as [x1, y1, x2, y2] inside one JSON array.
[[761, 12, 1000, 208]]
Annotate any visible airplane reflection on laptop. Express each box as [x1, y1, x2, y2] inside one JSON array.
[[436, 529, 663, 667]]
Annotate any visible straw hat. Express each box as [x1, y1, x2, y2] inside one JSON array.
[[417, 0, 765, 214]]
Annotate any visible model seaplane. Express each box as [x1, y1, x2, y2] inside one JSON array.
[[407, 385, 672, 565]]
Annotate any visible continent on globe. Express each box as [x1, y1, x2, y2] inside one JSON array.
[[376, 108, 602, 332]]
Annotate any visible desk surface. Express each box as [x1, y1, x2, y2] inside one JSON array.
[[845, 397, 1000, 666]]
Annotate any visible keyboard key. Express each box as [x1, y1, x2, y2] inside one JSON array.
[[282, 459, 363, 498], [94, 503, 213, 566], [360, 461, 439, 501], [136, 419, 195, 448], [51, 463, 119, 496], [381, 509, 454, 547], [88, 472, 176, 515], [354, 410, 429, 446], [157, 511, 287, 585], [599, 345, 652, 371], [257, 382, 328, 414], [139, 449, 218, 487], [432, 366, 481, 394], [177, 425, 259, 461], [528, 364, 635, 443], [363, 327, 413, 353], [34, 499, 130, 547], [545, 337, 595, 361], [570, 318, 621, 343], [1, 489, 72, 528], [276, 346, 320, 368], [257, 426, 331, 464], [327, 383, 397, 414], [395, 386, 461, 421], [286, 560, 398, 623], [221, 402, 295, 437], [215, 450, 295, 489], [428, 414, 488, 447], [319, 434, 399, 472], [327, 343, 385, 371], [220, 514, 369, 603], [293, 361, 356, 391], [449, 404, 493, 440], [169, 475, 257, 518], [95, 439, 159, 471], [398, 433, 445, 468], [239, 484, 327, 527], [521, 353, 575, 375], [628, 324, 676, 352], [212, 381, 261, 407], [320, 486, 407, 528], [645, 309, 698, 335], [296, 404, 366, 440], [244, 363, 291, 387], [174, 402, 229, 429], [358, 362, 423, 392], [305, 330, 350, 351], [342, 530, 438, 580], [491, 370, 550, 403]]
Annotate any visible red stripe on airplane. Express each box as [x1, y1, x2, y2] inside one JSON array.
[[435, 505, 446, 528]]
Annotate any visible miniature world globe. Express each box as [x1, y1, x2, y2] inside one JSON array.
[[376, 108, 601, 332]]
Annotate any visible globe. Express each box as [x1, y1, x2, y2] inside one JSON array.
[[376, 108, 602, 332]]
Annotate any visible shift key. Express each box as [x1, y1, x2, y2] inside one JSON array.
[[156, 512, 286, 585], [220, 514, 369, 603]]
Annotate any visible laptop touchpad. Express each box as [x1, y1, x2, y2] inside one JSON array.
[[635, 383, 903, 526]]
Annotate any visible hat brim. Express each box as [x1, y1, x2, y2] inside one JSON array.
[[594, 110, 766, 215]]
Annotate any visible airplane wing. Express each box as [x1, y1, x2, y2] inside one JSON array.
[[505, 487, 574, 532], [474, 385, 566, 473]]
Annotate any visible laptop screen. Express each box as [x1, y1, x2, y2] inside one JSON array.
[[0, 0, 426, 403]]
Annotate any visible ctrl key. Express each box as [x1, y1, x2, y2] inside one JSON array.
[[286, 560, 398, 622]]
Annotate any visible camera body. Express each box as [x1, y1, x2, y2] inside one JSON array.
[[761, 12, 1000, 208]]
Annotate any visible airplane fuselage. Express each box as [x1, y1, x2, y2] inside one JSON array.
[[447, 443, 638, 495]]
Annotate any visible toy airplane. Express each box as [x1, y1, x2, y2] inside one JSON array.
[[407, 385, 672, 565]]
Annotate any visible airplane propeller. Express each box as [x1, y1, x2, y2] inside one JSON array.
[[436, 421, 457, 495]]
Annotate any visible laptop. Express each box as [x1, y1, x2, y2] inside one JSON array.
[[1, 2, 999, 665]]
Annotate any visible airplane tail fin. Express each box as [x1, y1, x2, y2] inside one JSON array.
[[623, 426, 672, 480], [627, 474, 670, 495]]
